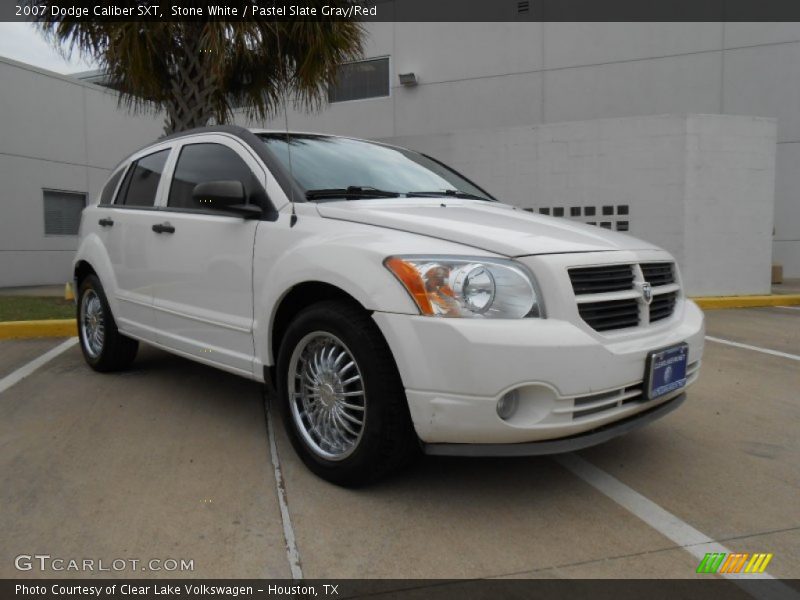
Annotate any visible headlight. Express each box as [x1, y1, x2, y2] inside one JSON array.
[[384, 255, 542, 318]]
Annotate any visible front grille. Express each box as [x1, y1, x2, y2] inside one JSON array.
[[649, 291, 677, 322], [577, 298, 639, 332], [641, 262, 675, 286], [569, 262, 679, 332], [568, 264, 634, 294]]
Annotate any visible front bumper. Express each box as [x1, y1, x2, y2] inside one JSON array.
[[424, 393, 685, 456], [372, 298, 704, 446]]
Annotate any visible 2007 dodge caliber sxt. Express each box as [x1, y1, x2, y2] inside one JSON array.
[[73, 125, 704, 485]]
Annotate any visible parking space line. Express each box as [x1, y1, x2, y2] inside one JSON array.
[[556, 455, 800, 600], [263, 393, 304, 580], [705, 336, 800, 362], [0, 337, 78, 395], [776, 306, 800, 311]]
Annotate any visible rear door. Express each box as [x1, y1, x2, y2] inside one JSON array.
[[148, 135, 264, 377], [103, 146, 172, 341]]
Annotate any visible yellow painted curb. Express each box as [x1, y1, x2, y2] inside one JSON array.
[[692, 294, 800, 309], [0, 319, 77, 340]]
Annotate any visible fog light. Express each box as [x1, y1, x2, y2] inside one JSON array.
[[497, 390, 519, 420]]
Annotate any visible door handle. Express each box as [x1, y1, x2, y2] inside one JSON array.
[[152, 222, 175, 234], [98, 218, 114, 227]]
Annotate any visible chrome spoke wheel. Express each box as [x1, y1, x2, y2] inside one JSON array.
[[288, 331, 367, 461], [80, 289, 105, 359]]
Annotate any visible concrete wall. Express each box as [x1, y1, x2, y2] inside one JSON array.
[[259, 22, 800, 278], [385, 114, 777, 296], [0, 57, 163, 287]]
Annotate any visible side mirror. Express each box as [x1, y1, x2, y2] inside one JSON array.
[[191, 180, 262, 218]]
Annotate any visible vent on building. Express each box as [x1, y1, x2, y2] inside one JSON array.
[[44, 190, 86, 236], [517, 1, 530, 13], [535, 205, 632, 232], [328, 57, 390, 103]]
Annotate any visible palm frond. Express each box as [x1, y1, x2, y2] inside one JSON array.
[[31, 0, 364, 133]]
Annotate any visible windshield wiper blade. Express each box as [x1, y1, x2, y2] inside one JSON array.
[[406, 189, 492, 201], [305, 186, 401, 200]]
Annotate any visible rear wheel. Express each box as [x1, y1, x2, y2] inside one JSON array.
[[77, 274, 138, 372], [277, 300, 417, 486]]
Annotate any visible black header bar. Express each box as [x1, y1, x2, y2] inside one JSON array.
[[8, 0, 800, 22]]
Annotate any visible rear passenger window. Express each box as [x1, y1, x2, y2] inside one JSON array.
[[100, 169, 124, 205], [168, 143, 259, 210], [117, 149, 170, 207]]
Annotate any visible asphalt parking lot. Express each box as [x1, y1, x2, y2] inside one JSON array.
[[0, 307, 797, 581]]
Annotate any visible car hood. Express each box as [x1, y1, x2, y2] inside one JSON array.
[[315, 198, 659, 256]]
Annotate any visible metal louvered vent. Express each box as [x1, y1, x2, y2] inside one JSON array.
[[641, 262, 675, 286], [517, 1, 530, 13], [649, 291, 678, 323], [577, 298, 640, 332], [328, 57, 390, 103], [44, 190, 86, 235], [568, 264, 635, 295]]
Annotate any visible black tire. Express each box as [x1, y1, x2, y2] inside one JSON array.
[[276, 300, 418, 486], [77, 274, 139, 372]]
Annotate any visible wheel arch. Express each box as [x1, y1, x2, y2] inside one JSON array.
[[265, 281, 366, 387], [74, 260, 97, 287], [73, 234, 120, 316]]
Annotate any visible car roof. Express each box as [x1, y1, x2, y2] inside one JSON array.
[[157, 125, 407, 151]]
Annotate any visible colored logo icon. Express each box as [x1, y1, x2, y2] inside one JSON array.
[[696, 552, 773, 574]]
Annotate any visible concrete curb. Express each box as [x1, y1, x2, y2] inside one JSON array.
[[0, 319, 77, 340], [692, 294, 800, 309]]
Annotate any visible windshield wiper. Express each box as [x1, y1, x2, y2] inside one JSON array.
[[406, 189, 493, 201], [305, 186, 401, 201]]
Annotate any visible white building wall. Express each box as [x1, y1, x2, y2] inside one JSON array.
[[385, 115, 776, 296], [2, 23, 797, 289], [0, 57, 163, 287], [262, 22, 800, 279]]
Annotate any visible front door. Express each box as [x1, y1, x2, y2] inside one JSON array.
[[149, 138, 264, 377]]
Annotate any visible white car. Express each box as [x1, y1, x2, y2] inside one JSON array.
[[73, 126, 704, 485]]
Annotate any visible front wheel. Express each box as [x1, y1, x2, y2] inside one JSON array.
[[77, 274, 138, 372], [276, 300, 417, 486]]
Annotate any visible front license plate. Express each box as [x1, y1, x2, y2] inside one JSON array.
[[645, 343, 688, 400]]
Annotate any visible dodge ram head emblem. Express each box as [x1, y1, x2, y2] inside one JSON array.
[[641, 282, 653, 305]]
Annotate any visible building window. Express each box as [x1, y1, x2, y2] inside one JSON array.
[[329, 57, 390, 103], [43, 190, 87, 236]]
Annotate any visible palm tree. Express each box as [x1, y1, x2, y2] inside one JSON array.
[[33, 7, 364, 133]]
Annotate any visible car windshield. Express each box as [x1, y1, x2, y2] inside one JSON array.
[[258, 134, 493, 201]]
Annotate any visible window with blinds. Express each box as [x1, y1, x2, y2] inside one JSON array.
[[43, 190, 87, 235]]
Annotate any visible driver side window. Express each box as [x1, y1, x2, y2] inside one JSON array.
[[168, 143, 261, 210]]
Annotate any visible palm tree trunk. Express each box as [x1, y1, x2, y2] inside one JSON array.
[[163, 25, 219, 134]]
